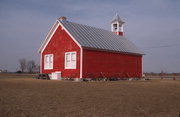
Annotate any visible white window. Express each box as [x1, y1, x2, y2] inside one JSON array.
[[44, 54, 53, 69], [65, 52, 76, 69]]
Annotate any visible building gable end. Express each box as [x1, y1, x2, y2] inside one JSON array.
[[38, 20, 82, 53], [39, 20, 83, 78]]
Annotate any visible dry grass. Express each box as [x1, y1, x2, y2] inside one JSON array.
[[0, 73, 180, 117]]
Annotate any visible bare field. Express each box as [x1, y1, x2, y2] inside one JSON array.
[[0, 74, 180, 117]]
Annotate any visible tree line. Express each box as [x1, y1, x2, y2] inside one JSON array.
[[18, 58, 39, 73]]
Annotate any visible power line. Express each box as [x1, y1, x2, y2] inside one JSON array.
[[141, 43, 180, 49]]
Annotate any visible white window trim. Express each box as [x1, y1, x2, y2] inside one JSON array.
[[65, 51, 77, 69], [44, 54, 54, 70]]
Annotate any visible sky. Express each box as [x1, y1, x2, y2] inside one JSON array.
[[0, 0, 180, 73]]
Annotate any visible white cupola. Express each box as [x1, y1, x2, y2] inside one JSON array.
[[111, 13, 125, 36]]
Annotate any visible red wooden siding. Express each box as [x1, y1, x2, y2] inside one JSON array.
[[82, 49, 142, 78], [41, 25, 81, 78]]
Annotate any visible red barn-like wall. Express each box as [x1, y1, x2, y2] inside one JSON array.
[[40, 19, 143, 79], [82, 49, 142, 78], [42, 25, 81, 78]]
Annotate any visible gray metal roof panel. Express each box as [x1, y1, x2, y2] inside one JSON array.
[[60, 20, 144, 55]]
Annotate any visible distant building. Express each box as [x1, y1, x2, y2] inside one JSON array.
[[39, 14, 144, 80]]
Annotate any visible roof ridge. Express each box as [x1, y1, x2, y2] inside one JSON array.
[[59, 20, 120, 35]]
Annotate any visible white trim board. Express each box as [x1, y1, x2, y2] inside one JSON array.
[[57, 20, 82, 48], [40, 53, 42, 73], [39, 21, 59, 53], [80, 48, 83, 78]]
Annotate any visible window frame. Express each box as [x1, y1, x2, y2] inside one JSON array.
[[65, 51, 77, 69], [113, 23, 118, 31], [44, 54, 53, 70]]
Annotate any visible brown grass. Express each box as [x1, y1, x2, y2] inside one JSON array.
[[0, 73, 180, 117]]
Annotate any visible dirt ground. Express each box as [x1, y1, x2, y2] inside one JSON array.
[[0, 73, 180, 117]]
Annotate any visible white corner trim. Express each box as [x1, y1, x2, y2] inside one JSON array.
[[80, 48, 83, 78], [38, 21, 59, 53], [142, 57, 143, 77], [40, 53, 42, 73]]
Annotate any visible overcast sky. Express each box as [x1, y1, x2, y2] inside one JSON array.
[[0, 0, 180, 73]]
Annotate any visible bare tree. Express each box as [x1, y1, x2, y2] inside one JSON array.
[[19, 58, 27, 72], [27, 60, 36, 73], [35, 65, 40, 73]]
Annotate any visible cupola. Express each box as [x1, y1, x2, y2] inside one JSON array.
[[111, 14, 125, 36]]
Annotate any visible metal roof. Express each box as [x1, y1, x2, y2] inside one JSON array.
[[59, 20, 144, 55], [111, 14, 124, 24]]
